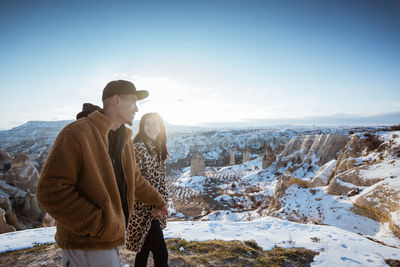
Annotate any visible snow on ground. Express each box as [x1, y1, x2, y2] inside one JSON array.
[[360, 160, 400, 181], [200, 210, 261, 222], [0, 227, 56, 253], [1, 216, 400, 266], [272, 184, 400, 246], [173, 171, 207, 193]]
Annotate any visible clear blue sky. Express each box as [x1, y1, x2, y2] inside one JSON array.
[[0, 0, 399, 129]]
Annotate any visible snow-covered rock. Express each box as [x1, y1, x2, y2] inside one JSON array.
[[354, 171, 400, 238], [310, 159, 336, 186]]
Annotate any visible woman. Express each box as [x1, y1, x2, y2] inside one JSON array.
[[126, 112, 169, 267]]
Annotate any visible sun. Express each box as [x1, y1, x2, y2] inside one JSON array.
[[132, 76, 209, 126]]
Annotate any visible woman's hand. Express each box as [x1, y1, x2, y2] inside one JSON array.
[[151, 205, 168, 220]]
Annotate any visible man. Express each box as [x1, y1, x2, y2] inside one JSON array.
[[37, 80, 168, 267]]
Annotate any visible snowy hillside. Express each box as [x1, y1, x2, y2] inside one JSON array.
[[0, 120, 72, 154], [169, 129, 400, 254]]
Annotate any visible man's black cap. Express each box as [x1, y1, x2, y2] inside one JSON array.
[[102, 80, 149, 101]]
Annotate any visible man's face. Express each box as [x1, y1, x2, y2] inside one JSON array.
[[116, 94, 138, 126]]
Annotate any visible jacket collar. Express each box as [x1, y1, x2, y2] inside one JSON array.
[[87, 110, 133, 141], [87, 110, 113, 134]]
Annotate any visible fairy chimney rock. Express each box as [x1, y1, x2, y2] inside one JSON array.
[[191, 153, 205, 177], [262, 145, 276, 169], [0, 148, 13, 172], [242, 148, 250, 164], [5, 151, 39, 193], [230, 148, 236, 165], [198, 156, 205, 176], [191, 153, 198, 177]]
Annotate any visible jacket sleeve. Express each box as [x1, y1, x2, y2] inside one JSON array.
[[132, 143, 166, 208], [36, 127, 104, 237]]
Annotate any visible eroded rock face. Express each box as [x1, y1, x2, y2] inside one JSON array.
[[0, 148, 13, 172], [19, 192, 45, 222], [0, 179, 44, 232], [277, 134, 348, 172], [334, 135, 364, 175], [36, 150, 49, 173], [41, 213, 56, 227], [262, 146, 276, 169], [5, 151, 39, 193], [0, 208, 15, 233], [332, 133, 388, 179]]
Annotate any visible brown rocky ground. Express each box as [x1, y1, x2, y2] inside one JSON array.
[[0, 239, 320, 267]]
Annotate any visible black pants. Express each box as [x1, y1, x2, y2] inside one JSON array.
[[135, 220, 168, 267]]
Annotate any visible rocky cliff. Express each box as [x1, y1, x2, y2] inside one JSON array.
[[0, 151, 45, 233]]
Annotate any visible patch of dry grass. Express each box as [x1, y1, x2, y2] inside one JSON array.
[[0, 243, 60, 267], [167, 238, 318, 267], [386, 259, 400, 267]]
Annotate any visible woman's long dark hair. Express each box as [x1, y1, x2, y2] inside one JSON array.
[[133, 113, 168, 161]]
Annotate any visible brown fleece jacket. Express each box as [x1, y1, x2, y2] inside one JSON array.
[[36, 111, 166, 250]]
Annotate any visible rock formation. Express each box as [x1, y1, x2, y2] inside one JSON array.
[[0, 148, 12, 173], [327, 163, 386, 195], [5, 151, 40, 193], [230, 148, 236, 165], [353, 177, 400, 238], [191, 153, 205, 177], [262, 145, 276, 169], [0, 180, 29, 232], [42, 213, 56, 227], [310, 159, 336, 186], [277, 134, 348, 173], [36, 149, 49, 173], [19, 191, 45, 222], [0, 208, 15, 233], [242, 148, 250, 164], [332, 134, 364, 176], [0, 149, 45, 233], [325, 132, 395, 196]]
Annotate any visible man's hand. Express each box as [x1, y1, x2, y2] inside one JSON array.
[[151, 205, 168, 220]]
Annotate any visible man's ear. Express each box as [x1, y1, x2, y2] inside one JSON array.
[[113, 95, 119, 105]]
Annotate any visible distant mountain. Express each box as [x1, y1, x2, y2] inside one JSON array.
[[198, 111, 400, 128], [0, 120, 74, 154], [0, 119, 208, 155]]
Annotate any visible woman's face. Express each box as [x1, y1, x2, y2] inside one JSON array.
[[144, 115, 161, 141]]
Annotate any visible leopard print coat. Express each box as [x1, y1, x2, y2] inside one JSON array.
[[125, 140, 168, 252]]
